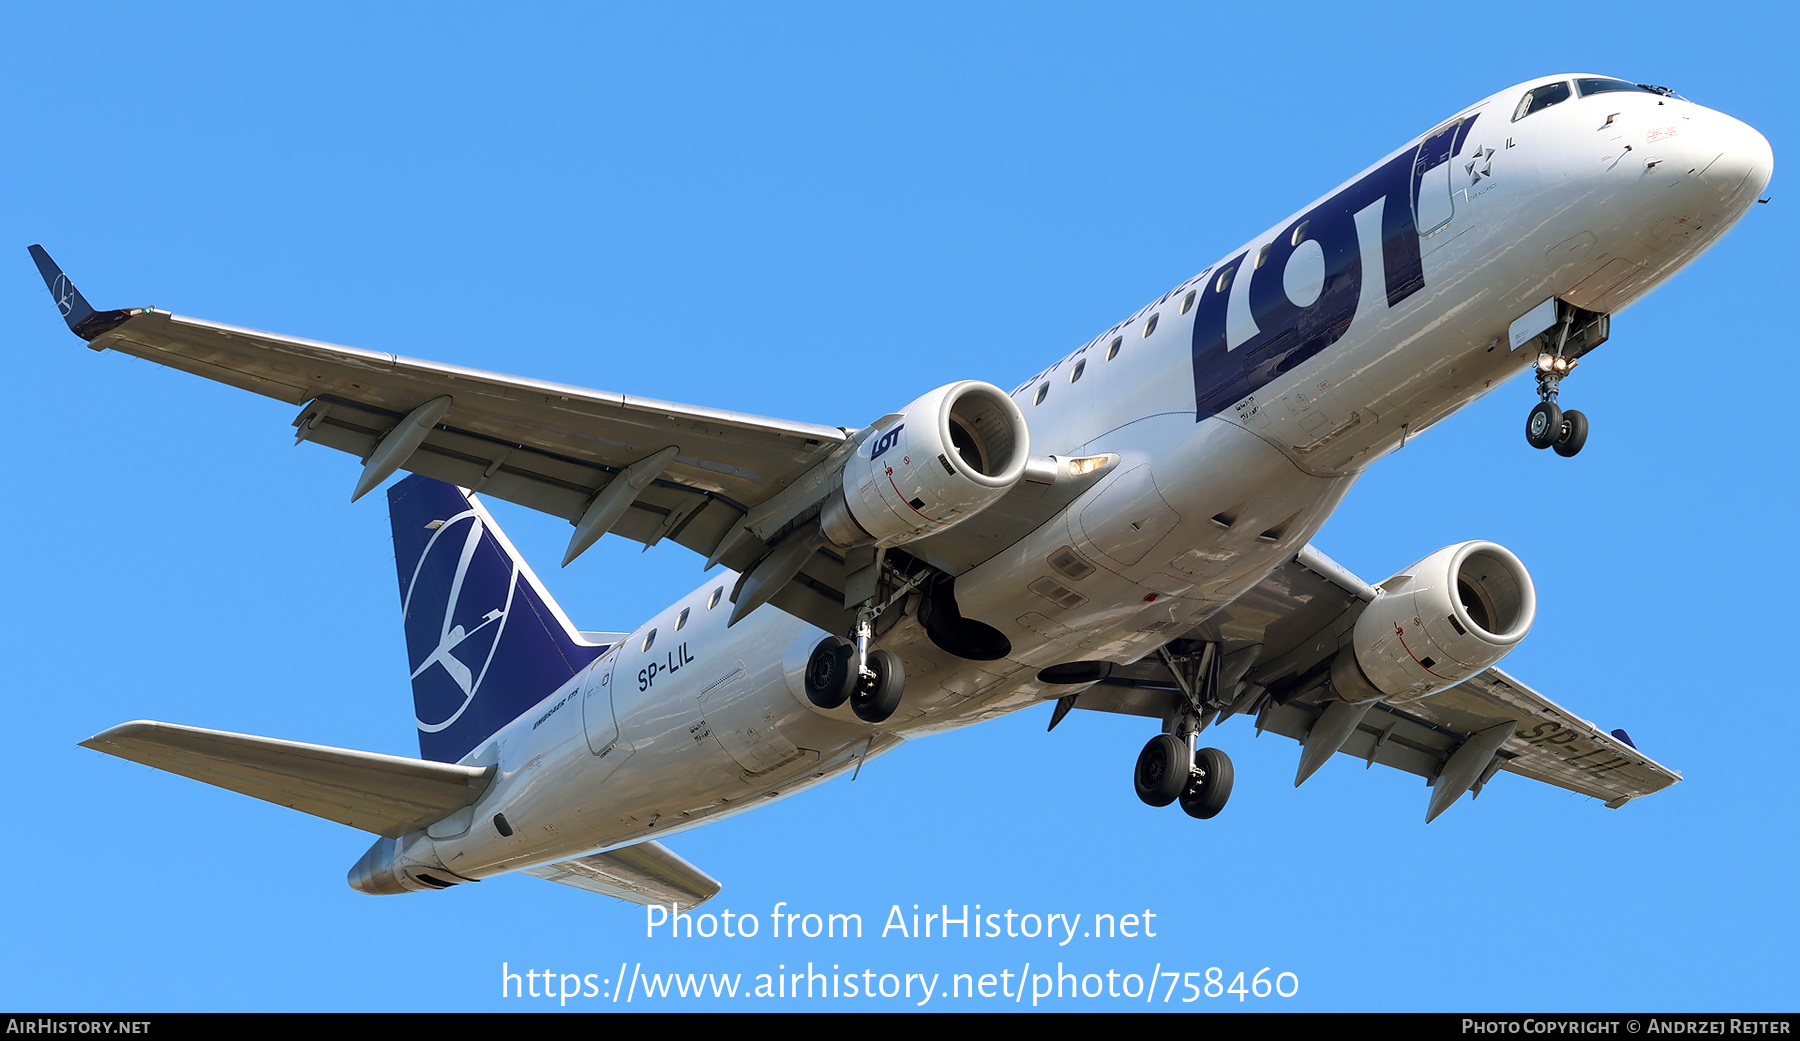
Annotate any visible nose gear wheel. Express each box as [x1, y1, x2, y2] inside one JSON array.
[[1526, 400, 1563, 449], [1553, 409, 1589, 457]]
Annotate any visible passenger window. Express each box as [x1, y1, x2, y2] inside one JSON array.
[[1069, 359, 1085, 383], [1512, 81, 1572, 121], [1290, 220, 1309, 246], [708, 587, 722, 609], [675, 607, 690, 631], [1106, 336, 1122, 361], [1141, 313, 1159, 338], [642, 628, 657, 652], [1180, 289, 1196, 315], [1255, 244, 1272, 269], [1034, 383, 1049, 405]]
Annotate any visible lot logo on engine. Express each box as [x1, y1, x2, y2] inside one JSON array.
[[870, 423, 905, 460]]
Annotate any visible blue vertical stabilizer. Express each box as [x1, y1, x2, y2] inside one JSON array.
[[388, 476, 609, 763]]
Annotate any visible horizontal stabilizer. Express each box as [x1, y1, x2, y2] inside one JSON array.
[[523, 843, 721, 908], [82, 720, 495, 839]]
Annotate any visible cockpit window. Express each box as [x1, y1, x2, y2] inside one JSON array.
[[1575, 77, 1656, 98], [1512, 81, 1572, 122]]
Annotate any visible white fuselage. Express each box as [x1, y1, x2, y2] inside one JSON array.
[[386, 77, 1771, 888]]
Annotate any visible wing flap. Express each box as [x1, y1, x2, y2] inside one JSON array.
[[522, 842, 721, 908], [81, 720, 495, 838]]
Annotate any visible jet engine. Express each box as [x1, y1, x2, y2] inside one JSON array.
[[822, 381, 1029, 548], [1332, 541, 1536, 702]]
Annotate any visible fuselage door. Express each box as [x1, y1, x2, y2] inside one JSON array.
[[1412, 117, 1465, 243], [580, 650, 634, 780]]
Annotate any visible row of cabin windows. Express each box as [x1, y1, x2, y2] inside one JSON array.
[[641, 586, 726, 651], [1031, 287, 1198, 405]]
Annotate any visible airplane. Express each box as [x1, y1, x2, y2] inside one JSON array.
[[37, 73, 1771, 909]]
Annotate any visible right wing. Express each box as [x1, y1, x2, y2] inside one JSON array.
[[31, 247, 1102, 635], [88, 307, 848, 557]]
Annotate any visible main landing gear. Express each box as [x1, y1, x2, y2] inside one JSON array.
[[804, 558, 928, 724], [1134, 733, 1234, 820], [805, 636, 905, 723]]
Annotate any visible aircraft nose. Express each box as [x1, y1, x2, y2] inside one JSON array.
[[1696, 113, 1774, 207]]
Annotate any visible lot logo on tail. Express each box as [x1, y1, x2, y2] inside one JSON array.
[[389, 475, 607, 763], [402, 509, 515, 735]]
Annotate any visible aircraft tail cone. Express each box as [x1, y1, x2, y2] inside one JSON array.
[[347, 836, 406, 896]]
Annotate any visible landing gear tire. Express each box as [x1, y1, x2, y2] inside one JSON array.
[[850, 649, 905, 723], [1179, 747, 1235, 820], [804, 636, 856, 709], [1526, 400, 1563, 449], [1553, 409, 1589, 457], [1134, 734, 1188, 807]]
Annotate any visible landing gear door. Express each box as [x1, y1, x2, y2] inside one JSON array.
[[580, 652, 634, 779], [1412, 118, 1464, 245]]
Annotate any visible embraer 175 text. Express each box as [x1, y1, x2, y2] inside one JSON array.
[[40, 75, 1770, 907]]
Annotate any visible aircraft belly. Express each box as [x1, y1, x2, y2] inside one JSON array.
[[877, 417, 1355, 731]]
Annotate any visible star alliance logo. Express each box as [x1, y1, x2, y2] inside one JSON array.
[[1465, 146, 1495, 183]]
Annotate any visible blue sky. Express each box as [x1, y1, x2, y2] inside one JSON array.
[[4, 4, 1794, 1012]]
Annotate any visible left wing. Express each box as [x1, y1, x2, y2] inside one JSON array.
[[1066, 545, 1678, 817]]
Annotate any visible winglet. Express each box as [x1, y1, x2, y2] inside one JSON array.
[[27, 245, 136, 340]]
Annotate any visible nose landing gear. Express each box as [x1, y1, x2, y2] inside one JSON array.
[[1520, 302, 1610, 457]]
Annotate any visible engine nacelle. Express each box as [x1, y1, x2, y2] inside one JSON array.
[[822, 381, 1029, 548], [1334, 541, 1536, 702]]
